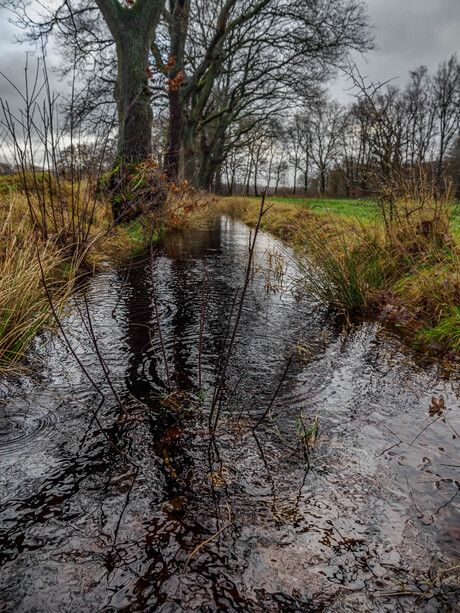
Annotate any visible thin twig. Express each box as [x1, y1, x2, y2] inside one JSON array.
[[209, 191, 269, 432], [81, 292, 127, 414], [37, 249, 105, 401], [252, 353, 294, 432], [183, 502, 232, 572], [198, 270, 208, 390], [408, 415, 443, 448], [37, 250, 138, 467]]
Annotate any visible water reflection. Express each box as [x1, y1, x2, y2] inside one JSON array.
[[0, 216, 459, 612]]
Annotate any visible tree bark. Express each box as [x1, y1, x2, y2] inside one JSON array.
[[182, 123, 197, 182], [115, 32, 153, 160], [163, 0, 190, 180], [214, 167, 223, 194], [197, 135, 212, 189], [95, 0, 164, 162], [164, 89, 184, 180]]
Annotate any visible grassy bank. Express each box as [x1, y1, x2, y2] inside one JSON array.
[[0, 174, 210, 374], [254, 196, 380, 221], [246, 195, 460, 229], [218, 196, 460, 354]]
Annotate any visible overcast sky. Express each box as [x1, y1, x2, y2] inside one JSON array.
[[0, 0, 460, 108], [331, 0, 460, 102]]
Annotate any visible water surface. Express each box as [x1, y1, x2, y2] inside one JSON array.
[[0, 217, 459, 612]]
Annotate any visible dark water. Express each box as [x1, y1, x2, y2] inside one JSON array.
[[0, 217, 459, 612]]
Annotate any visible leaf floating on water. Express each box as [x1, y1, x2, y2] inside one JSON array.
[[162, 448, 178, 480], [429, 396, 445, 417], [207, 467, 229, 487]]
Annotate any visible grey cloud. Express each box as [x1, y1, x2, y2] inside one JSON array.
[[1, 2, 460, 110], [0, 7, 66, 113], [331, 0, 460, 102]]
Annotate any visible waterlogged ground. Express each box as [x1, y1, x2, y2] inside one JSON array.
[[0, 217, 459, 612]]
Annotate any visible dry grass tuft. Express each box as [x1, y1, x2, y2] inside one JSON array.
[[0, 199, 75, 372]]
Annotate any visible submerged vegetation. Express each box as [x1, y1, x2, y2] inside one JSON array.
[[218, 195, 460, 353]]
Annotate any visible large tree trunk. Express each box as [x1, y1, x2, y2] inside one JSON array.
[[196, 135, 212, 189], [164, 89, 183, 180], [196, 131, 227, 190], [96, 0, 164, 163], [115, 32, 153, 161], [110, 28, 156, 220], [163, 0, 190, 180], [96, 0, 165, 223], [214, 167, 223, 194], [182, 123, 197, 182], [94, 1, 165, 220]]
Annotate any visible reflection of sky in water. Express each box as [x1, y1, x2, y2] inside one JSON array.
[[0, 217, 459, 611]]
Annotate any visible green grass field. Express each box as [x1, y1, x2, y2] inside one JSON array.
[[253, 196, 460, 229], [253, 196, 379, 221]]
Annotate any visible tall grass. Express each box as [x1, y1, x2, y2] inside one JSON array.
[[294, 216, 391, 312], [294, 203, 460, 346], [0, 63, 116, 371], [219, 196, 460, 352], [0, 200, 74, 372], [418, 307, 460, 352]]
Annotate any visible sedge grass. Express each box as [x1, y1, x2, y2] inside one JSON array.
[[417, 308, 460, 352], [218, 196, 460, 352], [0, 202, 75, 372], [294, 216, 392, 312]]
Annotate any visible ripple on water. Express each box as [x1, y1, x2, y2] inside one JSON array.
[[0, 404, 57, 457]]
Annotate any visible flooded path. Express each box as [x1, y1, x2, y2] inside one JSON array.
[[0, 216, 459, 612]]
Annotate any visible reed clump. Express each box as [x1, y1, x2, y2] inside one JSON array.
[[0, 199, 75, 372], [294, 216, 392, 312], [219, 196, 460, 353]]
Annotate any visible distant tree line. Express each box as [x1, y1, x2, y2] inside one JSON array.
[[219, 56, 460, 199]]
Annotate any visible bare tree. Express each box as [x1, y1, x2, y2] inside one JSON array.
[[3, 0, 372, 193], [287, 117, 307, 196], [404, 66, 436, 165], [432, 55, 460, 181], [302, 99, 347, 195]]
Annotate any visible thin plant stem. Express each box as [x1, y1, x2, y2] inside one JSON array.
[[252, 353, 293, 432], [209, 191, 270, 432]]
